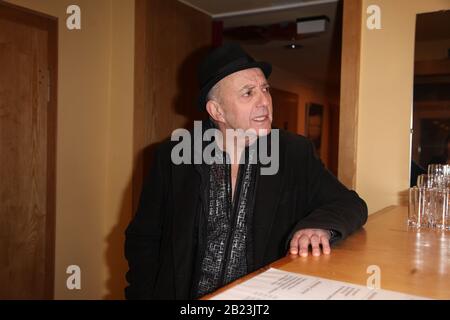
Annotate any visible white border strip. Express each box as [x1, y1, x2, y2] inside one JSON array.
[[213, 0, 339, 19], [177, 0, 213, 16], [177, 0, 339, 19]]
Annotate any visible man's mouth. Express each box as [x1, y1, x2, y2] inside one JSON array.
[[252, 115, 269, 122]]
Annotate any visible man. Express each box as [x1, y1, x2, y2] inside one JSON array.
[[124, 43, 368, 299]]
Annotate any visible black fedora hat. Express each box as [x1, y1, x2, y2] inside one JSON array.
[[197, 42, 272, 111]]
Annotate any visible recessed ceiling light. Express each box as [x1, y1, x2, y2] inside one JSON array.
[[285, 44, 302, 49]]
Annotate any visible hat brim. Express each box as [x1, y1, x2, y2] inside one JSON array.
[[198, 61, 272, 111]]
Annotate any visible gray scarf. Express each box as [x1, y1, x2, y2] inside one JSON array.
[[193, 146, 258, 298]]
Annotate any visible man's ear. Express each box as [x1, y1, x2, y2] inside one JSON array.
[[206, 100, 225, 123]]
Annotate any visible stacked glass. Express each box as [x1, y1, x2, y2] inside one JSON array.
[[408, 164, 450, 230]]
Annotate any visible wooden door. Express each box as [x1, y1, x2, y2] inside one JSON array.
[[0, 2, 57, 299]]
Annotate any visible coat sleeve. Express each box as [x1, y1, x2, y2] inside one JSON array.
[[287, 139, 368, 245], [124, 145, 167, 299]]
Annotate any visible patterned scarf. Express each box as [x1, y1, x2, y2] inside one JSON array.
[[193, 146, 258, 298]]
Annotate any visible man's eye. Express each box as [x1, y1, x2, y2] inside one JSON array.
[[263, 87, 270, 93], [243, 91, 252, 97]]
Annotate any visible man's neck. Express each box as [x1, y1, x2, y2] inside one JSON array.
[[215, 124, 257, 166]]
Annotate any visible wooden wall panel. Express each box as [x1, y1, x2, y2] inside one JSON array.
[[133, 0, 212, 210]]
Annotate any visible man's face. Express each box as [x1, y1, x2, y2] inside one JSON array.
[[213, 68, 273, 136]]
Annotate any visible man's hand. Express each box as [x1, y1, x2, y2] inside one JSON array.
[[289, 228, 331, 257]]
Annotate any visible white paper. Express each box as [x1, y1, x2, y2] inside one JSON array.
[[211, 268, 430, 300]]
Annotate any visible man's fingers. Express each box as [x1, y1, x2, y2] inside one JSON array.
[[299, 235, 310, 257], [310, 234, 321, 256], [289, 232, 302, 254], [320, 235, 331, 255], [289, 229, 332, 256]]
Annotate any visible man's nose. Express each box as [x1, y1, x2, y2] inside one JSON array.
[[256, 89, 271, 107]]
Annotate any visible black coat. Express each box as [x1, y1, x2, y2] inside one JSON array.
[[124, 126, 368, 299]]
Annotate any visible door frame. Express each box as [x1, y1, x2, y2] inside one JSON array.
[[338, 0, 362, 189], [0, 0, 58, 299]]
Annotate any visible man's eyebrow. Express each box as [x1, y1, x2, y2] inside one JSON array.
[[239, 84, 255, 91], [239, 83, 270, 91]]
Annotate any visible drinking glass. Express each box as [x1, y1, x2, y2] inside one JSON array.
[[428, 164, 444, 179], [417, 174, 432, 188], [431, 188, 448, 230], [408, 187, 433, 228]]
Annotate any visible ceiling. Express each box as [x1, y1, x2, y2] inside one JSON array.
[[225, 1, 340, 87], [178, 1, 450, 89], [178, 0, 342, 88]]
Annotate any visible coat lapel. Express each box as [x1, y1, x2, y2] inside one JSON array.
[[252, 131, 285, 268]]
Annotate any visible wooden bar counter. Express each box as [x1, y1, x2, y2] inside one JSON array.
[[204, 206, 450, 300]]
